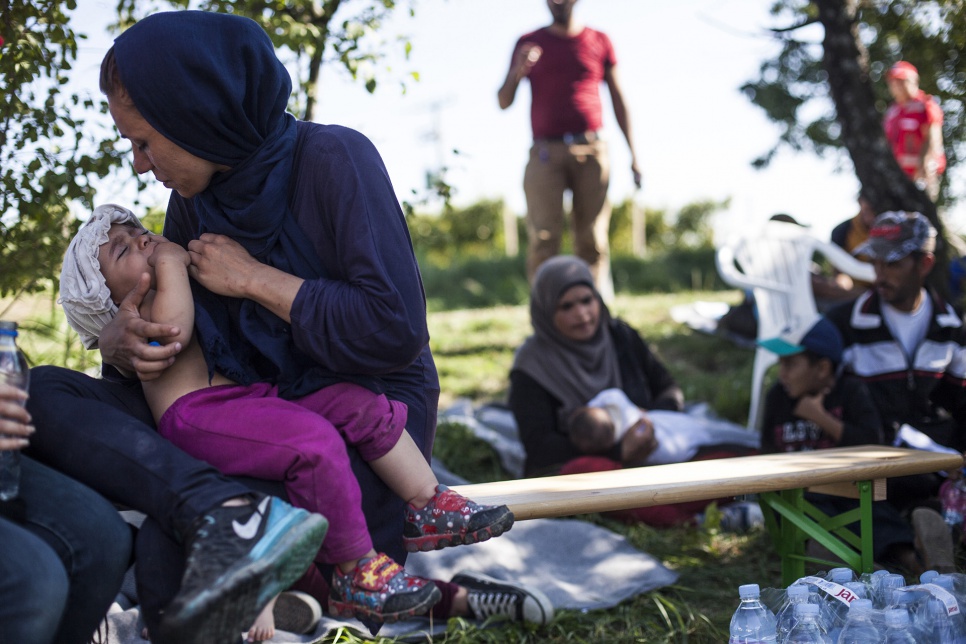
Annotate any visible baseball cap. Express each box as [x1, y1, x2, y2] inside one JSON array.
[[852, 211, 936, 262], [758, 314, 843, 364], [887, 61, 918, 80]]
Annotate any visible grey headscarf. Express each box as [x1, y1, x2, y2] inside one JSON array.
[[512, 256, 622, 415], [59, 204, 147, 349]]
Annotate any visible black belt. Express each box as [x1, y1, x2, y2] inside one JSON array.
[[536, 131, 599, 145]]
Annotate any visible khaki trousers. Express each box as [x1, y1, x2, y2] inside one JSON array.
[[523, 138, 611, 294]]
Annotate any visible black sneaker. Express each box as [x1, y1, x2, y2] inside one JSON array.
[[451, 571, 554, 625], [157, 495, 328, 644]]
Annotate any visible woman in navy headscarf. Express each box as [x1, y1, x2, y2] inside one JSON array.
[[27, 9, 550, 644]]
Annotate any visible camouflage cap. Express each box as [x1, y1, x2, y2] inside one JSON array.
[[852, 211, 936, 263]]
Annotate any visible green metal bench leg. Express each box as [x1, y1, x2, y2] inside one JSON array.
[[780, 488, 805, 585], [760, 480, 877, 586], [856, 480, 874, 575]]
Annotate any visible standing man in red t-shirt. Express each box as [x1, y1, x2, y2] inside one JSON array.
[[883, 61, 946, 201], [498, 0, 641, 300]]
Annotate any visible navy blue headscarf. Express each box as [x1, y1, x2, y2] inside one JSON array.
[[114, 11, 377, 398]]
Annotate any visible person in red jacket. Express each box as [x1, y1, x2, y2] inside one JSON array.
[[883, 61, 946, 201]]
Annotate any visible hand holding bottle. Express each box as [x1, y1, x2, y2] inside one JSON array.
[[0, 382, 31, 451]]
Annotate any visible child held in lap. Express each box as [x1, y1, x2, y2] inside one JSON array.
[[568, 388, 759, 466], [59, 205, 514, 638]]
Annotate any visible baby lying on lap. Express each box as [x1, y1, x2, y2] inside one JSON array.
[[568, 388, 759, 466]]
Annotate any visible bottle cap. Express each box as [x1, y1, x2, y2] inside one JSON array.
[[738, 584, 760, 598], [850, 598, 873, 614], [787, 583, 809, 598], [885, 608, 909, 627]]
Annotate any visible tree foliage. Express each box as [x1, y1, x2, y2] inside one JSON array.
[[1, 0, 421, 309], [744, 0, 965, 208], [113, 0, 418, 122], [0, 0, 125, 299], [745, 0, 965, 296]]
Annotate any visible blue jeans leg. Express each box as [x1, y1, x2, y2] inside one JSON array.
[[17, 456, 133, 644], [0, 511, 69, 644]]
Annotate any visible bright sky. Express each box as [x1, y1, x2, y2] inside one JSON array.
[[71, 0, 964, 242]]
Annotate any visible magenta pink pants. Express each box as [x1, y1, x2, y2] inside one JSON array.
[[158, 381, 407, 564]]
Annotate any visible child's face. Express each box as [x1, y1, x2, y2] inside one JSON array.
[[98, 223, 167, 304], [777, 353, 824, 399]]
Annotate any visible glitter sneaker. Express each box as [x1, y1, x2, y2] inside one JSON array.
[[403, 485, 514, 552], [328, 553, 441, 623], [157, 494, 328, 644], [452, 570, 554, 625]]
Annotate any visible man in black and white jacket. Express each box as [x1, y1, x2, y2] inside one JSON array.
[[828, 210, 966, 572]]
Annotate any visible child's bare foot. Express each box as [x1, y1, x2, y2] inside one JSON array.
[[246, 595, 277, 642]]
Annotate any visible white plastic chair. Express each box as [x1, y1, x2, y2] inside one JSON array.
[[714, 221, 875, 430]]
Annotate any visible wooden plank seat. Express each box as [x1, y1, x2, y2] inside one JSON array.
[[452, 445, 963, 586]]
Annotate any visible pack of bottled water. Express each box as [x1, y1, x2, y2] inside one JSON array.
[[729, 569, 966, 643]]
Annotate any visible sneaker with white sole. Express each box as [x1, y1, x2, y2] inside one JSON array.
[[273, 590, 323, 634], [451, 570, 554, 625], [157, 494, 328, 644]]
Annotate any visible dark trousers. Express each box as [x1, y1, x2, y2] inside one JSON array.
[[25, 365, 439, 635], [0, 457, 132, 644]]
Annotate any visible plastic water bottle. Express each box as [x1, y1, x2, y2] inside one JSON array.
[[891, 591, 924, 639], [0, 321, 28, 501], [778, 583, 811, 642], [875, 574, 905, 609], [922, 570, 941, 584], [844, 582, 869, 601], [730, 583, 778, 643], [837, 598, 883, 644], [827, 568, 857, 584], [923, 598, 957, 643], [784, 603, 831, 643], [861, 570, 890, 604], [882, 608, 917, 643], [921, 577, 966, 643], [824, 572, 862, 642]]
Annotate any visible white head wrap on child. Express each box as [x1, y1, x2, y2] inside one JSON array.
[[59, 204, 147, 349]]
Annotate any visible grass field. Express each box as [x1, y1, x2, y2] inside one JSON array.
[[421, 289, 785, 643]]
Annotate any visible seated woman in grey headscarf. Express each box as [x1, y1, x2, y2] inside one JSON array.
[[508, 256, 759, 527]]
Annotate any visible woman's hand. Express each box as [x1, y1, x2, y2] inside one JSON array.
[[0, 383, 33, 451], [99, 273, 181, 380], [620, 414, 659, 465], [187, 233, 305, 324], [187, 233, 260, 298]]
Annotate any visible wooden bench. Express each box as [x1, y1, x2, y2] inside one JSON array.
[[452, 445, 963, 586]]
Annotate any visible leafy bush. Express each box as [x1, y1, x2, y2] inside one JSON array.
[[421, 249, 726, 311]]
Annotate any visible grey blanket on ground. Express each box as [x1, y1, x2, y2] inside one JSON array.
[[103, 518, 677, 643]]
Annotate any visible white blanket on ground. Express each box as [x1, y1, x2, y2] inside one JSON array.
[[103, 518, 678, 643], [439, 397, 759, 476]]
